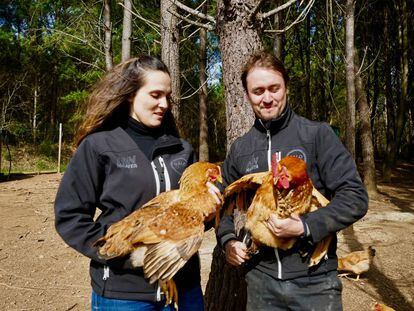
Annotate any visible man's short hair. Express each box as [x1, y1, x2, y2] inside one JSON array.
[[241, 51, 289, 92]]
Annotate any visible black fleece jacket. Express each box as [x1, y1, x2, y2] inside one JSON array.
[[217, 106, 368, 280], [54, 124, 198, 301]]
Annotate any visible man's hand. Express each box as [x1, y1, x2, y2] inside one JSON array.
[[266, 214, 304, 238], [224, 240, 250, 266]]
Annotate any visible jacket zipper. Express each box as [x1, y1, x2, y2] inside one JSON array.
[[151, 161, 161, 195], [150, 157, 171, 301], [261, 120, 283, 279], [159, 157, 171, 191]]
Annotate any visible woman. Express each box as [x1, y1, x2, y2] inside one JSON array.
[[55, 56, 205, 310]]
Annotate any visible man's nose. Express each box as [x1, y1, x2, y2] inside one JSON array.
[[263, 91, 272, 103]]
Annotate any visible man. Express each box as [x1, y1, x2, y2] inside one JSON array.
[[217, 52, 368, 310]]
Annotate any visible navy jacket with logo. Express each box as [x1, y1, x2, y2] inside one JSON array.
[[217, 106, 368, 280], [54, 127, 198, 301]]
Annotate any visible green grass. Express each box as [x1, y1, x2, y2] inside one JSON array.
[[1, 143, 71, 175]]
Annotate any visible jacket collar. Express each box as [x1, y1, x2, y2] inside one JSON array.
[[254, 105, 293, 134]]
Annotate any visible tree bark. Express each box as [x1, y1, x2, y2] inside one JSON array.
[[345, 0, 356, 159], [273, 0, 284, 61], [198, 3, 209, 161], [205, 2, 263, 310], [305, 13, 312, 119], [394, 0, 409, 158], [161, 0, 181, 131], [382, 6, 395, 181], [103, 0, 113, 70], [121, 0, 132, 62], [33, 85, 38, 143], [355, 50, 378, 196], [215, 0, 263, 149]]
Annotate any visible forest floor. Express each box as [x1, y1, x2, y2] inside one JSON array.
[[0, 162, 413, 311]]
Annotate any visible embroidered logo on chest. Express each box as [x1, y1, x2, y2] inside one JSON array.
[[286, 148, 307, 163], [116, 155, 138, 168], [171, 158, 188, 174], [245, 155, 259, 173]]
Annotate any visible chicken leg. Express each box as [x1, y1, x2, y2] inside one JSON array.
[[160, 279, 178, 310]]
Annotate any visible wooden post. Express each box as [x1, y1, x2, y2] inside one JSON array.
[[57, 123, 62, 173]]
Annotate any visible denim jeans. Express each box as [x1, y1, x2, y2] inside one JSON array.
[[246, 269, 343, 311], [91, 285, 204, 311]]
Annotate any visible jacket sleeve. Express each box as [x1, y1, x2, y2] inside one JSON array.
[[54, 138, 108, 264], [216, 142, 240, 247], [302, 123, 368, 243]]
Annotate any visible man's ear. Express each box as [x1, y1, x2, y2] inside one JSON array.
[[286, 88, 289, 95]]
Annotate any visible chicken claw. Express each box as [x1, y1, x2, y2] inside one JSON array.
[[160, 279, 179, 310]]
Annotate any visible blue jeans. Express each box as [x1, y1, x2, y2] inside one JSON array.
[[91, 285, 204, 311]]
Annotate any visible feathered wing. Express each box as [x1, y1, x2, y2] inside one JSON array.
[[309, 187, 333, 267], [224, 171, 270, 198], [142, 203, 205, 283], [94, 190, 180, 259], [244, 174, 290, 249], [218, 172, 270, 227]]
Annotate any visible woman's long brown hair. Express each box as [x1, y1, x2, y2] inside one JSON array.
[[76, 56, 178, 146]]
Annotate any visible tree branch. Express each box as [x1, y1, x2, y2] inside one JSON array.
[[180, 79, 209, 100], [169, 9, 214, 31], [264, 0, 315, 33], [180, 28, 200, 44], [260, 0, 298, 20], [119, 2, 161, 35], [173, 0, 216, 24], [248, 0, 265, 22]]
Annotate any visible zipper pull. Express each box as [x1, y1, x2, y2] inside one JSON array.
[[103, 266, 110, 280]]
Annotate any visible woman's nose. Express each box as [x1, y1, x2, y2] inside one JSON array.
[[159, 97, 169, 109]]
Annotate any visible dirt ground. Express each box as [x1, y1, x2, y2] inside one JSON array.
[[0, 162, 413, 311]]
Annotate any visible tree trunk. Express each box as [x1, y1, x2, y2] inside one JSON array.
[[355, 50, 378, 196], [205, 246, 248, 311], [382, 6, 395, 181], [161, 0, 181, 131], [371, 59, 379, 153], [394, 0, 409, 158], [204, 2, 263, 310], [121, 0, 132, 62], [305, 13, 312, 119], [345, 0, 356, 159], [216, 0, 263, 149], [103, 0, 113, 70], [33, 85, 38, 143], [273, 0, 284, 61], [198, 3, 209, 161]]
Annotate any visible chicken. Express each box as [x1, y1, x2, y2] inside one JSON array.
[[338, 246, 376, 280], [373, 302, 396, 311], [221, 155, 332, 266], [94, 162, 222, 308]]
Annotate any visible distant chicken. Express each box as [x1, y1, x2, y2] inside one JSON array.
[[373, 302, 396, 311], [221, 155, 332, 266], [94, 162, 222, 308], [338, 246, 376, 280]]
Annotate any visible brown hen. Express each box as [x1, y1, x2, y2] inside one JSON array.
[[221, 155, 332, 266], [338, 246, 376, 280], [94, 162, 222, 308]]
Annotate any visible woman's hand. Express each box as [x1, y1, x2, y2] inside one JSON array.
[[206, 181, 222, 205], [266, 214, 304, 238]]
